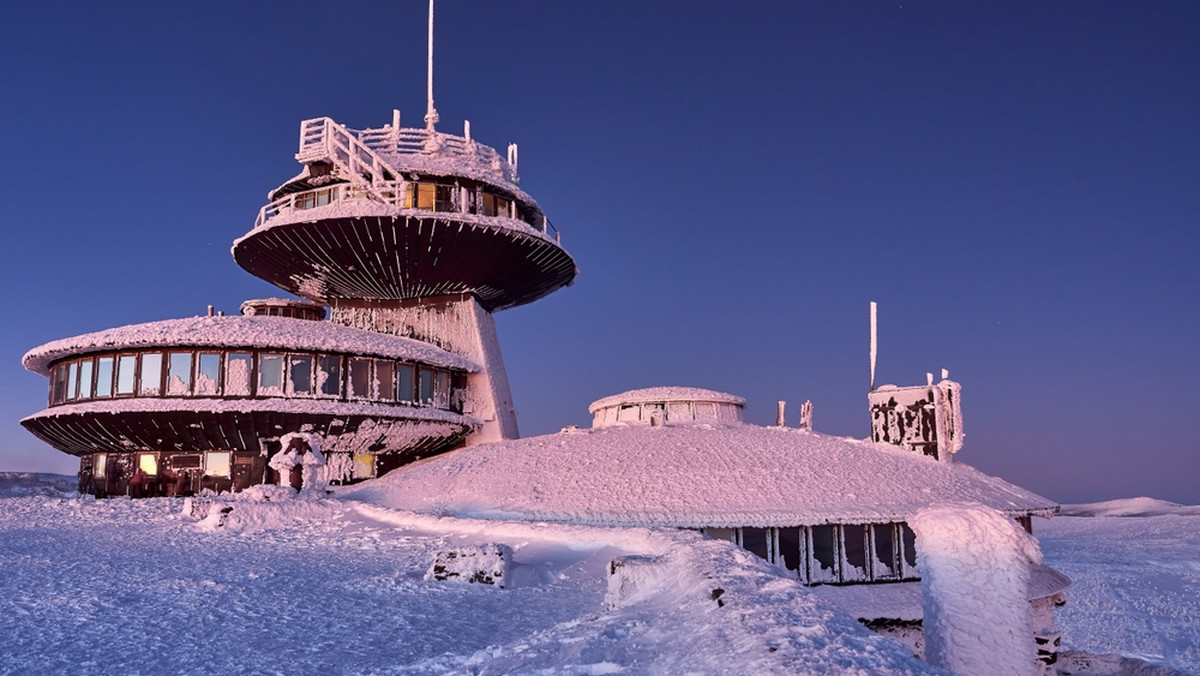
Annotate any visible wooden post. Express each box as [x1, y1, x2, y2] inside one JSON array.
[[776, 400, 786, 427]]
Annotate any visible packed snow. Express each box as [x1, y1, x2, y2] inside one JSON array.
[[342, 422, 1058, 528], [0, 474, 937, 675], [0, 474, 1196, 675]]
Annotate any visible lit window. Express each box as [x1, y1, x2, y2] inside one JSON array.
[[167, 352, 193, 396], [205, 452, 231, 478], [225, 352, 252, 396], [258, 354, 284, 395], [138, 453, 158, 476], [138, 353, 162, 396], [95, 357, 114, 398], [94, 453, 108, 479]]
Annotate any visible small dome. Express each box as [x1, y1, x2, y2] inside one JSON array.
[[588, 386, 745, 428], [240, 298, 326, 321]]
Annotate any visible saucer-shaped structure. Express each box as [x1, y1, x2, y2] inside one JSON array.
[[232, 117, 577, 311], [22, 313, 479, 495]]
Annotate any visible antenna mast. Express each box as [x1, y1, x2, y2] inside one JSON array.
[[869, 301, 878, 392], [424, 0, 439, 131]]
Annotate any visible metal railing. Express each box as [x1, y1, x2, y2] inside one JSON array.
[[254, 183, 561, 244]]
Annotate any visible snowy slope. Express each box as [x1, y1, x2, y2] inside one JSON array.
[[342, 422, 1057, 528], [0, 479, 941, 675]]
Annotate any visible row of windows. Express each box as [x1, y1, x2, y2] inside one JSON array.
[[704, 523, 919, 585], [48, 349, 461, 411], [283, 178, 541, 231]]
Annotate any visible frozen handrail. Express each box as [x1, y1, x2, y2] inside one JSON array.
[[296, 117, 398, 203]]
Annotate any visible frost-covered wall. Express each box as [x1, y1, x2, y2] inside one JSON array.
[[869, 380, 963, 462], [330, 296, 517, 443]]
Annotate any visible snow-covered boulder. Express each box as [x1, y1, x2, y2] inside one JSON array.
[[425, 543, 513, 588]]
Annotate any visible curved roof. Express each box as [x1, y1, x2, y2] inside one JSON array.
[[346, 422, 1059, 528], [588, 387, 745, 413], [23, 315, 479, 375]]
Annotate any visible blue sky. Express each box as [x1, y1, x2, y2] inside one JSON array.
[[1, 1, 1196, 504]]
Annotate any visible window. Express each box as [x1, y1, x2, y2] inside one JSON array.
[[870, 524, 898, 579], [225, 352, 252, 396], [842, 525, 869, 581], [901, 522, 918, 571], [703, 527, 735, 542], [66, 362, 79, 401], [138, 353, 162, 396], [258, 353, 284, 395], [94, 453, 108, 479], [740, 528, 770, 560], [195, 353, 221, 395], [374, 360, 395, 400], [116, 355, 137, 395], [138, 453, 158, 476], [349, 358, 372, 398], [418, 368, 434, 403], [296, 187, 337, 210], [288, 354, 313, 395], [205, 451, 231, 478], [434, 371, 450, 408], [694, 402, 718, 420], [617, 405, 639, 422], [406, 183, 436, 210], [396, 363, 415, 402], [95, 357, 114, 398], [777, 527, 805, 574], [809, 525, 838, 582], [667, 401, 691, 421], [167, 352, 193, 395], [318, 355, 342, 397], [78, 359, 94, 399], [50, 364, 67, 404], [481, 192, 511, 218]]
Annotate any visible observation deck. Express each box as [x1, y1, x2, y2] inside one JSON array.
[[232, 115, 578, 311]]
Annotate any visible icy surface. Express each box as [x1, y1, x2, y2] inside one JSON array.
[[343, 423, 1058, 527], [23, 315, 479, 375], [1039, 508, 1200, 674], [0, 478, 939, 675], [911, 504, 1041, 676]]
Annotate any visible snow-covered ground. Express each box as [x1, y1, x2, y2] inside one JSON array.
[[1038, 499, 1200, 675], [1, 475, 1195, 675]]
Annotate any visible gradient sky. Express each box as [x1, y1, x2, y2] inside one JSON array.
[[1, 1, 1196, 505]]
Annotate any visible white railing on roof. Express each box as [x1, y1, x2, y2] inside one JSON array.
[[298, 117, 518, 185]]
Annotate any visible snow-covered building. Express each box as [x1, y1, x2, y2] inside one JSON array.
[[354, 384, 1069, 667], [22, 68, 575, 497]]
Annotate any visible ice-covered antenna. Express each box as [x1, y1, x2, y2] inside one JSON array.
[[424, 0, 439, 131], [869, 301, 878, 392]]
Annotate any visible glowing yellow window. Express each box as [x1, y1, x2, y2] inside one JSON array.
[[138, 453, 158, 476]]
